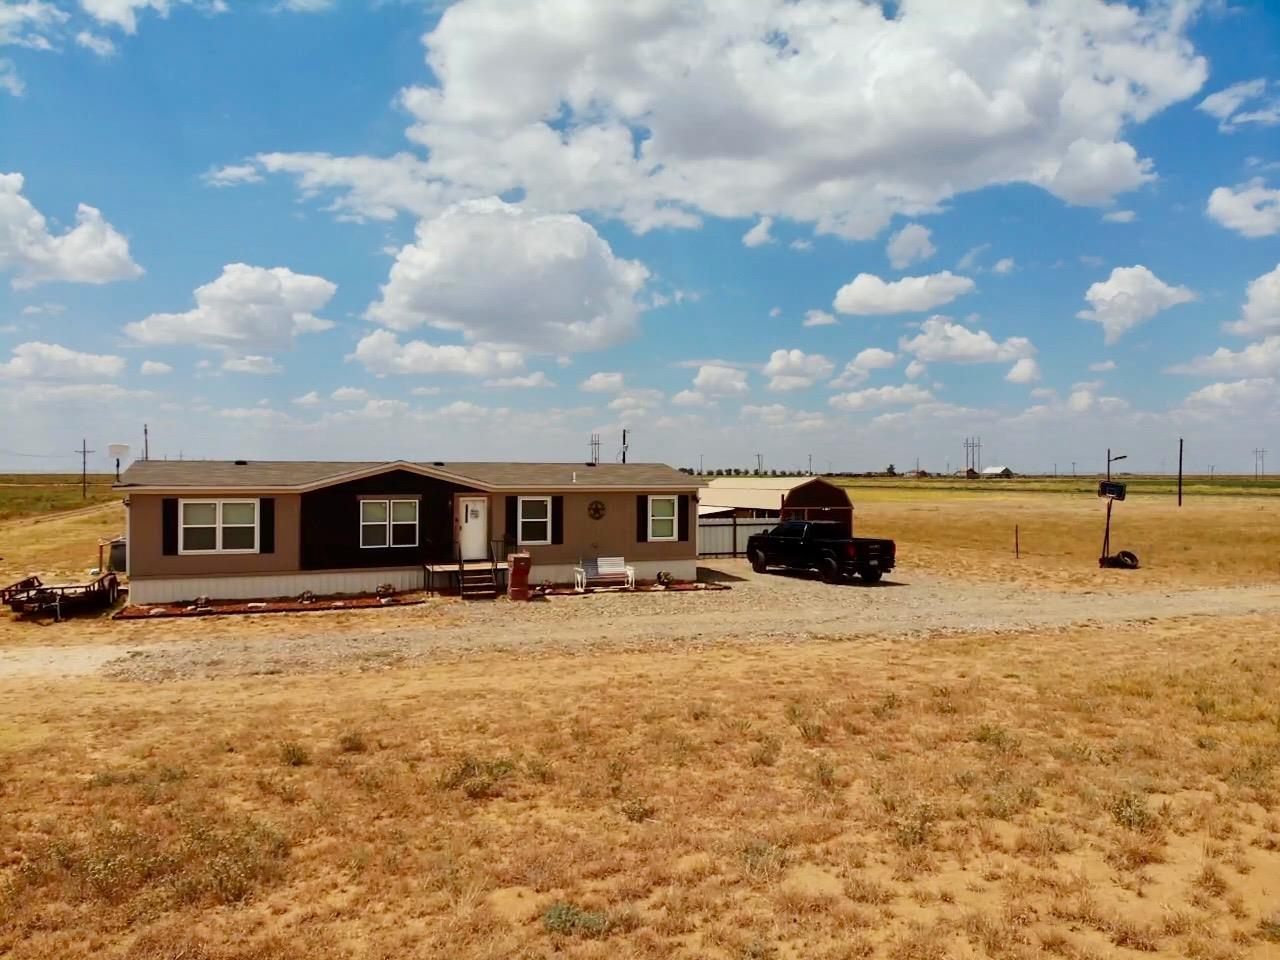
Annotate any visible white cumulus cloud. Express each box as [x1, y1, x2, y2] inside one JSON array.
[[366, 198, 648, 354], [1207, 179, 1280, 238], [830, 347, 896, 388], [240, 0, 1206, 237], [1077, 265, 1194, 343], [0, 341, 124, 380], [742, 216, 774, 247], [1005, 357, 1041, 383], [1197, 79, 1280, 132], [350, 329, 524, 378], [0, 172, 143, 288], [829, 383, 932, 412], [1169, 336, 1280, 378], [886, 223, 934, 270], [802, 309, 837, 328], [900, 316, 1034, 364], [580, 371, 625, 393], [762, 348, 833, 392], [1225, 263, 1280, 337], [124, 263, 335, 352], [222, 355, 282, 375], [139, 360, 171, 375], [693, 363, 748, 396], [834, 271, 975, 316]]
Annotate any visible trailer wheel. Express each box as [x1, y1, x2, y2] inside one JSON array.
[[859, 567, 883, 584], [750, 549, 768, 574], [819, 557, 840, 584]]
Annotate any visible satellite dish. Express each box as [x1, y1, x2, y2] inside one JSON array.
[[108, 443, 131, 461]]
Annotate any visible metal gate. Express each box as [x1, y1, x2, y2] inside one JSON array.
[[697, 518, 775, 557]]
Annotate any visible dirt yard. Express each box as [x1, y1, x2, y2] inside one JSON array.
[[2, 492, 1279, 958]]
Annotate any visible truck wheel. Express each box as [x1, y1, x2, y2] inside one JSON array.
[[859, 567, 883, 584], [750, 550, 768, 573], [819, 557, 840, 584]]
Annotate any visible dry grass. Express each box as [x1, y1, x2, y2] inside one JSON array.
[[0, 474, 116, 523], [848, 489, 1280, 588], [3, 613, 1279, 958]]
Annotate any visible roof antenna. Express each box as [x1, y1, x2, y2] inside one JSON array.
[[619, 427, 629, 464], [589, 432, 600, 465]]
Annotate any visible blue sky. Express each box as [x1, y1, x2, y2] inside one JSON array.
[[1, 0, 1278, 474]]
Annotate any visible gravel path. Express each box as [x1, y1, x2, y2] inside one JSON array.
[[58, 562, 1278, 682]]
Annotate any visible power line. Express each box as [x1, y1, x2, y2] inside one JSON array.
[[75, 438, 95, 499]]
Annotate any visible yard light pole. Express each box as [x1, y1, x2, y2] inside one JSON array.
[[1106, 449, 1127, 481]]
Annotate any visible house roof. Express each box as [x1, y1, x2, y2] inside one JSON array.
[[980, 465, 1013, 475], [115, 460, 702, 494]]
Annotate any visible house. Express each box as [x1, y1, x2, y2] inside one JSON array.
[[980, 465, 1014, 478], [115, 460, 702, 603], [699, 476, 853, 535]]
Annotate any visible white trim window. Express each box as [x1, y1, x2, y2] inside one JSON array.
[[648, 495, 678, 541], [179, 499, 259, 554], [517, 496, 551, 545], [360, 499, 419, 549]]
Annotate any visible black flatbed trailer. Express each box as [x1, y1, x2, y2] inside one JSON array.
[[3, 573, 121, 621]]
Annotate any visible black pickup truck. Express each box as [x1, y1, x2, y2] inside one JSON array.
[[745, 520, 896, 584]]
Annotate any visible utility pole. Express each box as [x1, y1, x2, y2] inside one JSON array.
[[808, 453, 813, 475], [755, 452, 763, 474], [620, 428, 629, 464], [1254, 448, 1267, 479], [76, 438, 95, 499], [1177, 437, 1184, 507], [699, 453, 704, 475], [143, 423, 149, 461]]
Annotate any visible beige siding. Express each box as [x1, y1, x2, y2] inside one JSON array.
[[489, 490, 696, 565], [128, 493, 301, 578]]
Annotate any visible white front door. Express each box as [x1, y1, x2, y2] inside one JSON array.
[[458, 497, 489, 560]]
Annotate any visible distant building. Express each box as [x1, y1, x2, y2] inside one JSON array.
[[699, 476, 854, 535], [981, 465, 1014, 478]]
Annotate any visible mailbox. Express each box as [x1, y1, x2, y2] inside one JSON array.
[[1097, 480, 1127, 501]]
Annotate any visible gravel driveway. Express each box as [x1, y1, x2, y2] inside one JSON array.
[[3, 561, 1278, 682]]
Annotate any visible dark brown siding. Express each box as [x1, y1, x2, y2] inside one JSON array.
[[781, 479, 851, 509], [299, 469, 479, 570]]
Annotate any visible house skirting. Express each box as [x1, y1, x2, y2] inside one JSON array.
[[526, 559, 697, 586], [126, 558, 698, 604], [127, 567, 426, 605]]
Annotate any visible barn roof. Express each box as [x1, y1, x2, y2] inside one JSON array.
[[699, 476, 850, 512]]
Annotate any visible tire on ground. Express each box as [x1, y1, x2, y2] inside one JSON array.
[[819, 557, 840, 584], [860, 567, 883, 583], [750, 549, 768, 573]]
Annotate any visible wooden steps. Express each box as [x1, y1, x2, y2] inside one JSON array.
[[459, 568, 497, 600]]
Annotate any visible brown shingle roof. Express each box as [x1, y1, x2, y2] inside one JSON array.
[[116, 460, 701, 492]]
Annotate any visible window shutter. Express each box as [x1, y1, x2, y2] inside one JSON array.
[[259, 498, 275, 554], [636, 494, 648, 543], [678, 494, 690, 542], [551, 495, 564, 545], [162, 498, 178, 555], [505, 496, 518, 546]]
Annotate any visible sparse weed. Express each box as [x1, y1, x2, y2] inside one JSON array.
[[971, 723, 1018, 753], [337, 731, 367, 754], [542, 901, 619, 938], [622, 797, 655, 822], [749, 735, 781, 767], [279, 742, 309, 767], [872, 691, 900, 719], [437, 755, 516, 799], [525, 756, 554, 783], [1110, 791, 1158, 833]]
